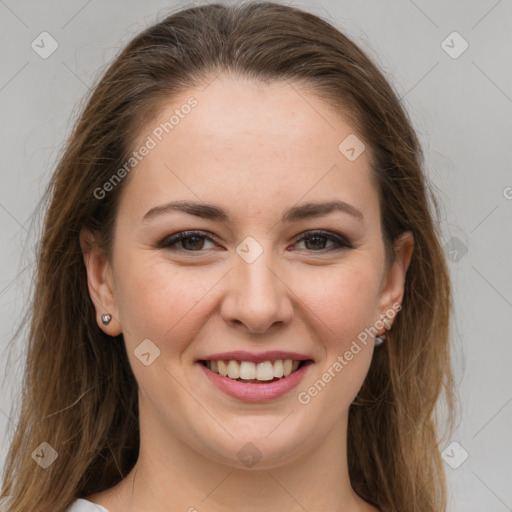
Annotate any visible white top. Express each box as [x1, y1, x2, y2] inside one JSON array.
[[0, 497, 109, 512], [67, 498, 110, 512]]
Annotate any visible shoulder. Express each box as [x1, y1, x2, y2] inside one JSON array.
[[67, 498, 111, 512]]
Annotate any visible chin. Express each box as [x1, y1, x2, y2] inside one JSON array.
[[194, 427, 314, 471]]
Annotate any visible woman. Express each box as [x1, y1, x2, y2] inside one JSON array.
[[0, 2, 457, 511]]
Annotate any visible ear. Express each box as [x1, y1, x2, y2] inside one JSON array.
[[80, 227, 122, 336], [377, 231, 414, 327]]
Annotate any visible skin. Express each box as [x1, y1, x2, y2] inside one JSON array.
[[80, 74, 413, 512]]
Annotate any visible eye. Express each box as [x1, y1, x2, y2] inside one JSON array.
[[158, 230, 352, 253], [158, 231, 217, 251], [292, 230, 352, 252]]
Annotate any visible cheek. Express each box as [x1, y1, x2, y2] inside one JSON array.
[[113, 254, 213, 348], [297, 259, 381, 342]]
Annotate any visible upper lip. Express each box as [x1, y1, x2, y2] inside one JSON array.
[[198, 350, 314, 364]]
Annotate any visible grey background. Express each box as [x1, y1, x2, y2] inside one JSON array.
[[0, 0, 511, 510]]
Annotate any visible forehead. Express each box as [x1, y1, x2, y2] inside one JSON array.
[[119, 75, 379, 226]]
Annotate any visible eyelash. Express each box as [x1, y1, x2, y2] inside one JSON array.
[[158, 230, 353, 254]]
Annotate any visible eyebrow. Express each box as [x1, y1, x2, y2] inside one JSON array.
[[142, 199, 364, 223]]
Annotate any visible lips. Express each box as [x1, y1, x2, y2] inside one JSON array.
[[196, 350, 314, 401]]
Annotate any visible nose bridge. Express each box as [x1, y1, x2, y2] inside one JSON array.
[[238, 248, 279, 299], [221, 236, 293, 333]]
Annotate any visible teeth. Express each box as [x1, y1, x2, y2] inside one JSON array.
[[227, 360, 240, 379], [205, 359, 304, 381], [239, 361, 256, 379], [273, 360, 284, 378], [217, 360, 228, 377], [256, 361, 274, 381]]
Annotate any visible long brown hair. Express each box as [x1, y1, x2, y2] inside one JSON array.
[[1, 2, 458, 511]]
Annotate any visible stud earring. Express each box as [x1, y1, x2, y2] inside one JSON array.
[[375, 315, 393, 346], [101, 314, 112, 326], [375, 333, 386, 346]]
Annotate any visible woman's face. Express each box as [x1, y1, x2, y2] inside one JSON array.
[[84, 74, 412, 469]]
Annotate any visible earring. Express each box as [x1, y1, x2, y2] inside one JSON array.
[[375, 315, 393, 346], [101, 314, 112, 326], [375, 333, 386, 346]]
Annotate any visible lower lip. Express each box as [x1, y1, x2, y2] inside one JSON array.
[[198, 361, 313, 402]]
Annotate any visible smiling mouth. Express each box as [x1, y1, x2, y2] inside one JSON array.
[[200, 359, 312, 383]]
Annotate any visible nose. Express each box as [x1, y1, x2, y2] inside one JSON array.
[[220, 249, 294, 335]]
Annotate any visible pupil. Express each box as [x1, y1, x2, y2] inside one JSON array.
[[306, 235, 325, 250], [183, 236, 203, 250]]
